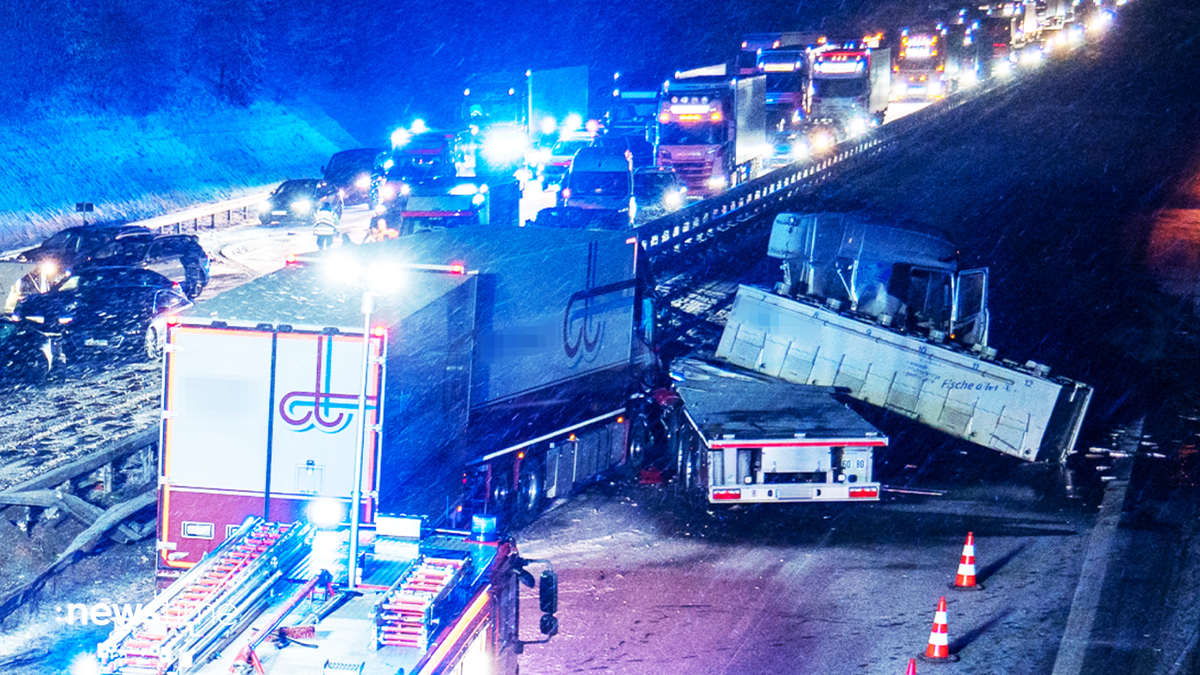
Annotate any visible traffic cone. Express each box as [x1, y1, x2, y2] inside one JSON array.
[[906, 657, 917, 674], [950, 531, 984, 591], [919, 596, 959, 662]]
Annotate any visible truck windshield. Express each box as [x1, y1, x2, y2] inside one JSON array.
[[811, 78, 868, 98], [765, 72, 805, 93], [568, 172, 631, 196], [658, 122, 726, 146]]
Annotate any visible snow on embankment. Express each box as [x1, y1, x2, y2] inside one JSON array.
[[0, 97, 363, 252]]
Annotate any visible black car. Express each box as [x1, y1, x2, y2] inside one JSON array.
[[11, 267, 192, 368], [634, 167, 688, 221], [591, 133, 655, 170], [17, 224, 152, 283], [530, 206, 631, 231], [323, 148, 386, 206], [258, 179, 343, 226], [80, 234, 212, 299]]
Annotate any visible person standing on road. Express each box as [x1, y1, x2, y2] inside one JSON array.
[[313, 202, 339, 250]]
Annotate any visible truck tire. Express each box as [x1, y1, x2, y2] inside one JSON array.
[[515, 457, 545, 524], [624, 421, 650, 479], [490, 470, 513, 521]]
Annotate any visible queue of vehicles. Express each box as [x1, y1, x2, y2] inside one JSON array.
[[0, 4, 1113, 671]]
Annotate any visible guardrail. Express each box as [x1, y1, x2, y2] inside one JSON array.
[[632, 75, 1009, 264], [129, 192, 271, 234]]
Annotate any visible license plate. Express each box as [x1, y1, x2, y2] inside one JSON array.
[[85, 338, 109, 347]]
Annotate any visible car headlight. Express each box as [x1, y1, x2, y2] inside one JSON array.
[[258, 201, 273, 212], [471, 193, 487, 206], [58, 316, 73, 324], [24, 315, 44, 324], [380, 185, 397, 200], [291, 199, 312, 213], [354, 175, 371, 189], [449, 183, 479, 196]]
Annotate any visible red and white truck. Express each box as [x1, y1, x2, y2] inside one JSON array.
[[655, 66, 767, 197]]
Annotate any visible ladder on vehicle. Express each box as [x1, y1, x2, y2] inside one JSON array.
[[373, 555, 471, 651], [97, 518, 310, 675]]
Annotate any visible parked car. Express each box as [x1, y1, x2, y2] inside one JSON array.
[[16, 224, 152, 284], [79, 233, 212, 299], [633, 167, 688, 221], [10, 267, 192, 369], [323, 148, 386, 206], [258, 179, 342, 226]]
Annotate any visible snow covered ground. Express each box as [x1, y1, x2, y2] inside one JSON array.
[[0, 95, 366, 254]]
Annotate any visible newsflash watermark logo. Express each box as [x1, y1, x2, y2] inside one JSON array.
[[54, 601, 244, 627], [54, 602, 145, 626]]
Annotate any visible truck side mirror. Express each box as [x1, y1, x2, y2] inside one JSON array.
[[539, 570, 557, 614]]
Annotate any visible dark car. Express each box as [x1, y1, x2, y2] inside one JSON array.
[[323, 148, 386, 206], [258, 179, 343, 226], [530, 206, 631, 231], [17, 224, 152, 283], [592, 133, 655, 170], [11, 267, 192, 368], [634, 167, 688, 221], [80, 233, 212, 299]]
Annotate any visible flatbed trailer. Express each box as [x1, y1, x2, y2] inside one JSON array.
[[670, 358, 886, 504]]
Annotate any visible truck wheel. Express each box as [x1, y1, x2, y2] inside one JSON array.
[[516, 457, 544, 524], [490, 472, 512, 520], [625, 421, 650, 479], [143, 325, 163, 361]]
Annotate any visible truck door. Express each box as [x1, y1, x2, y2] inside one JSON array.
[[905, 267, 954, 336], [952, 268, 989, 347]]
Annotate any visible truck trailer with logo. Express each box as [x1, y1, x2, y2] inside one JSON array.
[[154, 226, 653, 586]]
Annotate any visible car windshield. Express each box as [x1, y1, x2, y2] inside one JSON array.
[[635, 173, 676, 198], [57, 269, 163, 292], [326, 149, 383, 174], [569, 172, 630, 196], [275, 181, 318, 197], [552, 140, 590, 158]]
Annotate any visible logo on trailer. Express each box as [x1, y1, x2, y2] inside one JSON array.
[[278, 335, 377, 434]]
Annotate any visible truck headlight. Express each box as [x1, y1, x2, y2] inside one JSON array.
[[706, 175, 727, 190], [471, 193, 486, 206], [449, 183, 479, 195], [380, 185, 396, 200]]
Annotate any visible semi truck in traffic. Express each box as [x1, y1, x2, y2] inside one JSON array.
[[655, 67, 767, 197], [806, 44, 891, 143], [892, 28, 947, 101]]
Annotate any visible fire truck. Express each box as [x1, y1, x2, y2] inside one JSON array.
[[97, 515, 559, 675]]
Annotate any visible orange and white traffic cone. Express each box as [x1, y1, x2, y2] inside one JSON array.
[[919, 596, 959, 662], [906, 657, 918, 674], [950, 531, 984, 591]]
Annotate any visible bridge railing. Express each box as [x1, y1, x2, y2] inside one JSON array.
[[631, 76, 1007, 262]]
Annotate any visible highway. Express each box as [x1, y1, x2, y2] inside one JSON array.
[[3, 1, 1200, 673]]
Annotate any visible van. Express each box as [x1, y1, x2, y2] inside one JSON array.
[[560, 147, 635, 224]]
